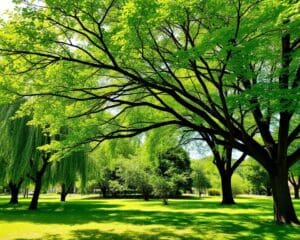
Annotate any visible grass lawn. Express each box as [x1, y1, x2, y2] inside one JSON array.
[[0, 194, 299, 240]]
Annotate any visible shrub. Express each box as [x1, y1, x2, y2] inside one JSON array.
[[118, 157, 153, 200], [208, 188, 221, 196], [109, 180, 125, 197], [151, 175, 175, 205]]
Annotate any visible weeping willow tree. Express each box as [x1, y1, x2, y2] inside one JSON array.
[[50, 149, 87, 202], [0, 100, 33, 204], [0, 100, 52, 209]]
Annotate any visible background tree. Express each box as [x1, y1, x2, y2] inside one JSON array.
[[150, 175, 174, 205], [51, 149, 87, 202], [200, 134, 247, 204], [191, 161, 211, 197], [240, 159, 272, 196], [289, 161, 300, 199], [184, 133, 247, 203], [118, 155, 153, 201], [157, 147, 192, 196], [87, 137, 141, 197]]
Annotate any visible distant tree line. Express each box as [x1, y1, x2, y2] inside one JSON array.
[[1, 102, 298, 210]]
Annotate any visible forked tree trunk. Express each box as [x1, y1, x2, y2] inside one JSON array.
[[269, 169, 299, 224], [209, 145, 244, 205], [220, 172, 235, 204], [8, 180, 22, 204]]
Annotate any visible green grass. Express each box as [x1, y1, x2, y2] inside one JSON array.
[[0, 194, 299, 240]]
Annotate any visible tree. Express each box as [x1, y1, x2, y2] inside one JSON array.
[[241, 159, 272, 196], [92, 165, 111, 198], [0, 0, 299, 223], [51, 149, 87, 202], [87, 142, 113, 197], [87, 137, 141, 197], [108, 180, 125, 197], [119, 156, 153, 201], [199, 134, 247, 204], [0, 101, 53, 209], [151, 175, 174, 205], [289, 161, 300, 199], [158, 147, 192, 195], [191, 161, 211, 197], [149, 147, 192, 204]]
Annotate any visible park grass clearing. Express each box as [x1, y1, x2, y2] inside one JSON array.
[[0, 194, 299, 240]]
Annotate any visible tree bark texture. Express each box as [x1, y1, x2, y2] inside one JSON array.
[[269, 168, 299, 224]]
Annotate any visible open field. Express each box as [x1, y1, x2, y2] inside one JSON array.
[[0, 194, 299, 240]]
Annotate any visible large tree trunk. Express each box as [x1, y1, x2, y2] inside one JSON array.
[[8, 180, 22, 204], [267, 32, 299, 224], [269, 169, 299, 224], [220, 171, 235, 204], [29, 172, 43, 210]]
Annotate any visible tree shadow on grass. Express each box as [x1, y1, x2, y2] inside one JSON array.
[[13, 229, 202, 240], [164, 197, 270, 210], [1, 198, 299, 239], [12, 225, 300, 240], [70, 229, 206, 240]]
